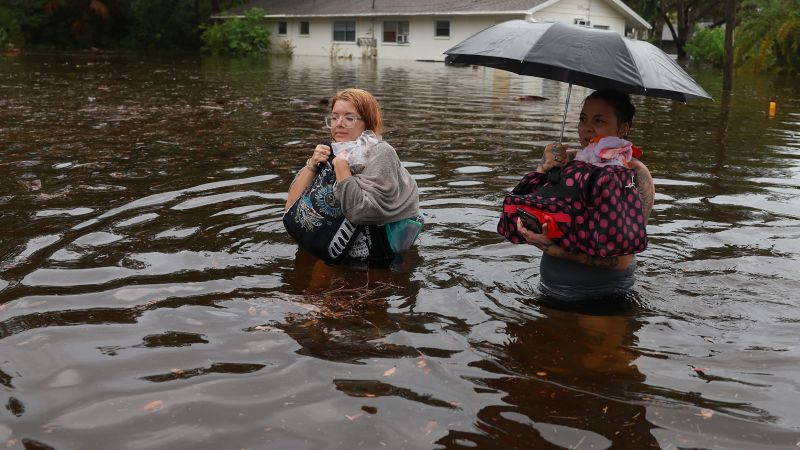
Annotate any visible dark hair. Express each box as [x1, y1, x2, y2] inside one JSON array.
[[585, 90, 635, 128]]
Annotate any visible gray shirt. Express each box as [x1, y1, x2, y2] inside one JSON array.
[[334, 140, 419, 225]]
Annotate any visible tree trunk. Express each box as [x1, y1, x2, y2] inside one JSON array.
[[676, 5, 689, 60], [722, 0, 735, 91]]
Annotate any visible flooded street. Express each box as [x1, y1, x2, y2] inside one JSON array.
[[1, 53, 800, 449]]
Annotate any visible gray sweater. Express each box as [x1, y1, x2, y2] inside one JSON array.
[[334, 140, 419, 225]]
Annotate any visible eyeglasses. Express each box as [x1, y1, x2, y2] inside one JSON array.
[[324, 114, 363, 129]]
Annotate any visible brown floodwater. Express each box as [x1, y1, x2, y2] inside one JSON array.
[[1, 52, 799, 449]]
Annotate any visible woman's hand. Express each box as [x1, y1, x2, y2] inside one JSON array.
[[332, 155, 352, 182], [517, 218, 632, 270], [537, 143, 570, 173], [517, 218, 557, 254], [308, 144, 332, 169], [286, 144, 331, 210]]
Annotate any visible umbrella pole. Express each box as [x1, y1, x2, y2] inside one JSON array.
[[559, 83, 572, 143]]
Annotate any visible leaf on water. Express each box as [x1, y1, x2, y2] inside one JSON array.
[[696, 408, 714, 419], [248, 306, 257, 316], [383, 367, 397, 377], [143, 400, 163, 412], [345, 413, 362, 421], [536, 371, 547, 377], [254, 325, 283, 332], [417, 358, 427, 369], [602, 406, 608, 414]]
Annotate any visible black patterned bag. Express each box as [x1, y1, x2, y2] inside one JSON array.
[[283, 160, 364, 262]]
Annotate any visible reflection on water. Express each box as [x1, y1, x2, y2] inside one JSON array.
[[1, 53, 800, 449]]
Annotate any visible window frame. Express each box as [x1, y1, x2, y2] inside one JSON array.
[[333, 20, 356, 42], [299, 21, 310, 36], [434, 20, 450, 38], [383, 20, 410, 44], [277, 21, 288, 36]]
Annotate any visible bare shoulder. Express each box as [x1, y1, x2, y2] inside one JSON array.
[[628, 159, 655, 219]]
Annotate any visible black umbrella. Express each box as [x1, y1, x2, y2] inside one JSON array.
[[444, 20, 712, 141]]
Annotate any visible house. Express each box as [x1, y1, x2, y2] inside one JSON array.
[[217, 0, 651, 61]]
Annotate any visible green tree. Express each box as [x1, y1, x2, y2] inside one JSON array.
[[127, 0, 201, 48], [33, 0, 131, 48], [685, 25, 725, 65], [0, 0, 49, 50], [126, 0, 248, 49], [0, 0, 249, 50], [624, 0, 727, 59], [736, 0, 800, 74], [658, 0, 726, 60], [200, 8, 270, 56]]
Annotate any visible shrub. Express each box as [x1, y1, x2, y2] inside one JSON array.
[[0, 1, 37, 50], [200, 8, 270, 55], [273, 39, 294, 57], [685, 26, 725, 66]]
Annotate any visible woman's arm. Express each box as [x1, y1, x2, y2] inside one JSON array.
[[516, 219, 634, 271], [628, 158, 654, 219], [285, 144, 332, 210], [334, 142, 419, 225]]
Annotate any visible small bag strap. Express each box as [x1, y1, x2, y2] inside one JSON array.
[[536, 166, 581, 199]]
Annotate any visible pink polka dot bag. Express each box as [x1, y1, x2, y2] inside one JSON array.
[[497, 160, 648, 257]]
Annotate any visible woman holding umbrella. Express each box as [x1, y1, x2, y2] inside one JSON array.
[[516, 90, 655, 303]]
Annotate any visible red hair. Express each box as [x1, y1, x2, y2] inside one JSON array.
[[331, 88, 383, 135]]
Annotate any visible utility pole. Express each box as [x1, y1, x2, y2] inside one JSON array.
[[722, 0, 736, 91]]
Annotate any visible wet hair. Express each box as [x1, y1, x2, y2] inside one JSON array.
[[331, 88, 383, 135], [585, 89, 635, 129]]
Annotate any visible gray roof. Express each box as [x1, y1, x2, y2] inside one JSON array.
[[218, 0, 651, 29], [221, 0, 548, 17]]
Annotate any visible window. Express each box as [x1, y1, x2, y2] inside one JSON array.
[[435, 20, 450, 38], [333, 21, 356, 42], [300, 21, 310, 35], [593, 24, 610, 30], [383, 21, 410, 43], [574, 18, 591, 27], [278, 21, 287, 35]]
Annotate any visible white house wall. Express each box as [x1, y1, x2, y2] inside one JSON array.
[[266, 0, 630, 61], [531, 0, 626, 34], [269, 15, 521, 61]]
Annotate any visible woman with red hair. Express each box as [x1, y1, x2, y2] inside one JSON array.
[[285, 88, 420, 265]]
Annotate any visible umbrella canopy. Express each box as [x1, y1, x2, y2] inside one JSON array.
[[444, 20, 712, 102]]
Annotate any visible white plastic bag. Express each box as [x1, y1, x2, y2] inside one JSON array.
[[331, 131, 379, 173]]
